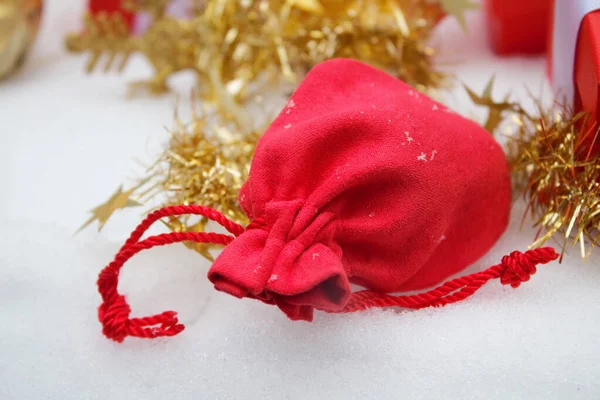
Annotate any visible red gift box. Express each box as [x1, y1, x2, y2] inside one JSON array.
[[574, 10, 600, 125], [548, 1, 600, 125], [485, 0, 552, 55]]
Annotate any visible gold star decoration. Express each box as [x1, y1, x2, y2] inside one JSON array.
[[464, 75, 514, 134], [78, 103, 261, 262], [78, 185, 141, 232], [439, 0, 479, 32]]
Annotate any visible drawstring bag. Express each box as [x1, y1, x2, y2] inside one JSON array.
[[97, 59, 558, 342]]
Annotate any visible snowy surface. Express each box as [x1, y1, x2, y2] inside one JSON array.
[[1, 1, 600, 399]]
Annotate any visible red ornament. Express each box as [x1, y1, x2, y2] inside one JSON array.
[[88, 0, 135, 30], [95, 59, 559, 342], [485, 0, 552, 55]]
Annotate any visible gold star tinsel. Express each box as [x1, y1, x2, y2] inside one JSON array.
[[65, 0, 463, 98], [85, 100, 262, 260], [466, 82, 600, 260], [464, 75, 513, 134], [79, 185, 141, 233], [439, 0, 477, 32]]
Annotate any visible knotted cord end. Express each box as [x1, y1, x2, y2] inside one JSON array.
[[499, 247, 559, 288], [96, 204, 242, 343], [98, 287, 185, 343], [339, 246, 560, 314]]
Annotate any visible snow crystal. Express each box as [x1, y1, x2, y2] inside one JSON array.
[[417, 152, 428, 162]]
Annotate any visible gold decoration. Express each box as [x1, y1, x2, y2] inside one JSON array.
[[511, 109, 600, 261], [79, 186, 142, 233], [85, 99, 263, 260], [0, 0, 43, 79], [467, 81, 600, 260], [439, 0, 478, 32], [66, 0, 450, 98], [464, 76, 513, 134]]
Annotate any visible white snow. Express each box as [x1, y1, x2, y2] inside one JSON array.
[[1, 1, 599, 399]]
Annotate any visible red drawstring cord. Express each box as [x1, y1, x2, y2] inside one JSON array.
[[97, 205, 244, 343], [339, 247, 559, 313], [97, 205, 559, 342]]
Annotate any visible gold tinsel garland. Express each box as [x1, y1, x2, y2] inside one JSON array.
[[512, 109, 600, 260], [80, 99, 262, 260], [65, 0, 471, 97], [467, 80, 600, 260]]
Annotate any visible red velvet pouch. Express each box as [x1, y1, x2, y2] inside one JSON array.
[[208, 59, 512, 320], [96, 59, 559, 342]]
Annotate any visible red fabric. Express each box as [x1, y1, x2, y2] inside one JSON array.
[[574, 10, 600, 132], [207, 59, 512, 321], [88, 0, 135, 30], [485, 0, 551, 55]]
